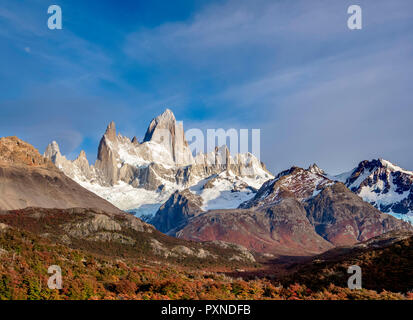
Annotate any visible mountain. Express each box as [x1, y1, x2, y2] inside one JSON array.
[[0, 136, 256, 266], [242, 166, 413, 245], [239, 166, 334, 209], [240, 165, 412, 245], [0, 136, 122, 214], [332, 159, 413, 224], [151, 170, 265, 234], [160, 165, 412, 255], [150, 189, 204, 234], [305, 183, 411, 246], [45, 109, 272, 220], [175, 206, 334, 256]]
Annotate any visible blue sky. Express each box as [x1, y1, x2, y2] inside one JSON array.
[[0, 0, 413, 174]]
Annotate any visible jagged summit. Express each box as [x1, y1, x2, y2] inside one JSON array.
[[45, 140, 60, 154], [43, 140, 61, 162], [143, 108, 177, 143], [77, 150, 87, 159], [340, 159, 413, 178], [308, 163, 325, 175], [378, 158, 413, 175], [44, 109, 272, 217], [104, 121, 117, 141], [335, 158, 413, 187], [330, 158, 413, 222], [239, 165, 333, 209]]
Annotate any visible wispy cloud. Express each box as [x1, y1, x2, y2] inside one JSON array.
[[1, 0, 413, 172]]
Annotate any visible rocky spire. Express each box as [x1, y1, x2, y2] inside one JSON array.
[[308, 163, 325, 175], [96, 137, 118, 186], [104, 121, 117, 141], [214, 145, 231, 167], [44, 141, 60, 157], [143, 109, 176, 143], [77, 150, 87, 160], [143, 109, 193, 165], [73, 150, 93, 180], [44, 141, 62, 164]]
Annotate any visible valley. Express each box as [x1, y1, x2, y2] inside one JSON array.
[[0, 109, 412, 300]]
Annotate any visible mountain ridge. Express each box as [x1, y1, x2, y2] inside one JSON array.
[[44, 109, 273, 219], [0, 136, 122, 214], [156, 164, 412, 255], [329, 158, 413, 223]]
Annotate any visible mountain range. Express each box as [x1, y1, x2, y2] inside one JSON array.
[[1, 108, 413, 299], [163, 166, 412, 255], [44, 109, 272, 220], [44, 109, 413, 226], [41, 109, 413, 256], [0, 135, 257, 266]]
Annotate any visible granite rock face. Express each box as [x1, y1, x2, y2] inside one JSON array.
[[151, 189, 204, 234], [143, 109, 193, 165], [44, 109, 273, 213]]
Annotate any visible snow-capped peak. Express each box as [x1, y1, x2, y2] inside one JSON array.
[[44, 141, 60, 158], [308, 163, 325, 175], [379, 159, 413, 176], [44, 109, 273, 221], [327, 159, 413, 224]]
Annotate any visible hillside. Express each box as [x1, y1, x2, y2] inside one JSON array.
[[0, 223, 410, 300], [282, 231, 413, 293], [0, 136, 123, 214]]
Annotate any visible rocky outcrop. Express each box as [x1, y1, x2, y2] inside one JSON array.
[[95, 123, 119, 186], [63, 213, 122, 238], [308, 163, 325, 175], [151, 189, 204, 233], [0, 223, 9, 233], [44, 141, 98, 184], [1, 136, 53, 168], [0, 137, 123, 214]]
